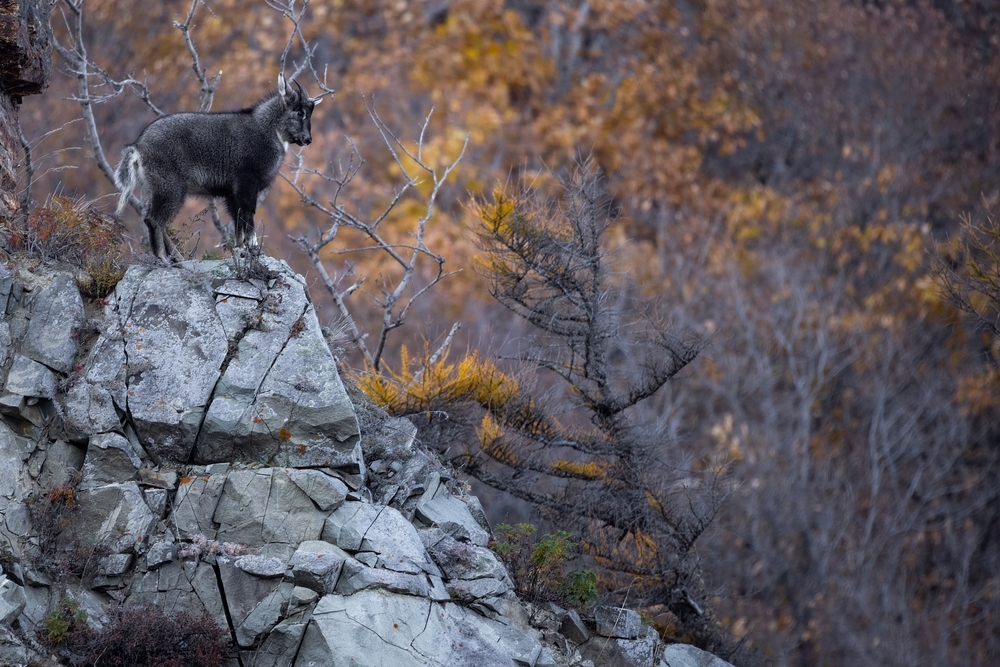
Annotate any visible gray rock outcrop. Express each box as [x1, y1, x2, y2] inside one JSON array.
[[0, 259, 738, 667], [74, 260, 361, 466]]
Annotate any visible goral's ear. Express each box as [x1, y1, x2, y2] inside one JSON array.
[[311, 96, 322, 106]]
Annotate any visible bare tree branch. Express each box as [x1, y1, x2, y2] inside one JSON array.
[[266, 0, 335, 98], [174, 0, 222, 112], [288, 102, 467, 370]]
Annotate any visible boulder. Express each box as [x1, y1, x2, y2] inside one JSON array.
[[80, 432, 141, 489], [211, 468, 271, 543], [534, 648, 559, 667], [365, 416, 420, 495], [236, 554, 287, 579], [321, 501, 379, 550], [92, 553, 134, 590], [58, 379, 122, 439], [36, 439, 85, 491], [193, 260, 360, 469], [658, 644, 737, 667], [253, 310, 360, 469], [322, 502, 438, 575], [295, 591, 432, 667], [73, 481, 156, 553], [145, 538, 175, 570], [412, 598, 543, 666], [0, 625, 31, 666], [415, 492, 491, 546], [127, 560, 227, 630], [193, 274, 302, 464], [334, 557, 431, 597], [0, 425, 32, 562], [289, 540, 349, 594], [213, 468, 326, 545], [19, 577, 49, 626], [594, 605, 643, 639], [296, 590, 541, 667], [368, 416, 418, 459], [217, 554, 289, 647], [247, 617, 308, 667], [580, 633, 657, 667], [286, 468, 348, 511], [236, 581, 296, 648], [138, 468, 178, 489], [422, 529, 507, 581], [4, 354, 57, 399], [143, 488, 168, 518], [291, 586, 319, 608], [0, 319, 9, 367], [172, 467, 229, 540], [261, 469, 329, 544], [97, 553, 133, 576], [61, 586, 110, 633], [444, 576, 512, 603], [560, 608, 590, 644], [21, 271, 83, 373], [0, 575, 26, 624], [427, 574, 451, 601]]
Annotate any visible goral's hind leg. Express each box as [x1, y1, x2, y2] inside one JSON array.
[[146, 189, 185, 262]]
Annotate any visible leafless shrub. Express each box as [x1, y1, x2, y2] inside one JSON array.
[[49, 604, 231, 667], [24, 480, 107, 581]]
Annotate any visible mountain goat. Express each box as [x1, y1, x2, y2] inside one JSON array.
[[115, 73, 320, 260]]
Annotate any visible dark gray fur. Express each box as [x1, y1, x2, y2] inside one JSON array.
[[115, 74, 319, 260]]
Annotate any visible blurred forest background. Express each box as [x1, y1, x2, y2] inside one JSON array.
[[16, 0, 1000, 665]]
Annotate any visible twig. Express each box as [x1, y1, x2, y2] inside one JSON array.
[[174, 0, 222, 112]]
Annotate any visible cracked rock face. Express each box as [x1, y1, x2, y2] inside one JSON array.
[[111, 265, 230, 462], [0, 260, 727, 667], [191, 263, 360, 469], [298, 590, 539, 667], [69, 258, 361, 466]]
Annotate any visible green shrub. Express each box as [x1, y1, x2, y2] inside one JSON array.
[[564, 567, 599, 608], [43, 599, 87, 646], [491, 523, 597, 608]]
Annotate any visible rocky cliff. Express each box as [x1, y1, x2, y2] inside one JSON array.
[[0, 257, 734, 667], [0, 0, 52, 218]]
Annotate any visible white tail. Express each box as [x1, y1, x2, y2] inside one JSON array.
[[114, 146, 142, 215]]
